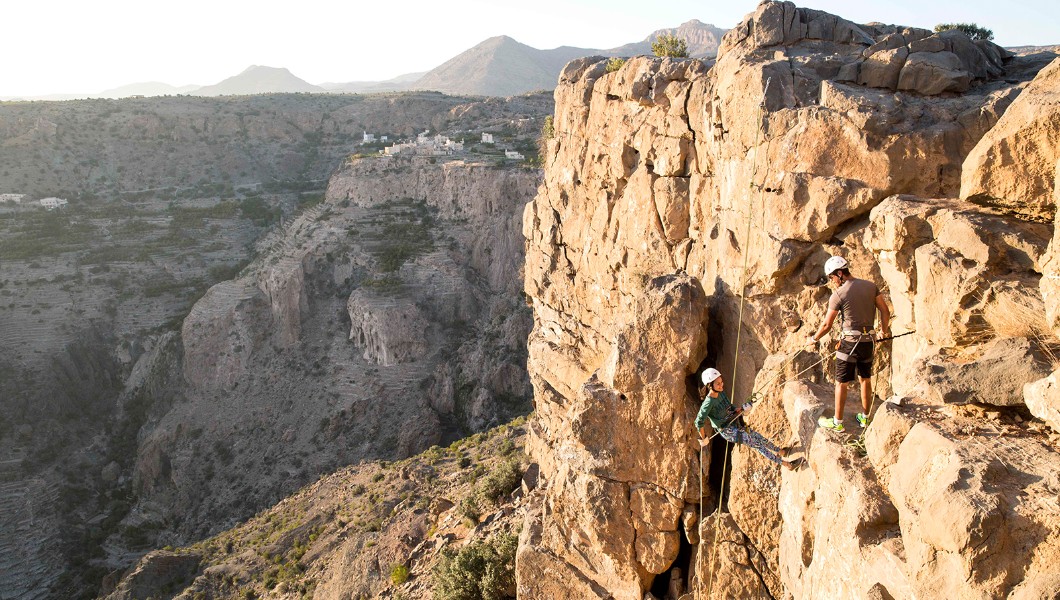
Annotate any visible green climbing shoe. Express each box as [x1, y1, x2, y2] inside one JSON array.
[[817, 416, 845, 432], [856, 412, 870, 428]]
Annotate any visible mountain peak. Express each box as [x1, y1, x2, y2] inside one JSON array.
[[192, 65, 322, 97]]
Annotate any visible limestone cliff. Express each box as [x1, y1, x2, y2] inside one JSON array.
[[121, 157, 537, 564], [518, 2, 1060, 598]]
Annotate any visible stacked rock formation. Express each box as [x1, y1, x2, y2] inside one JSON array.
[[518, 2, 1060, 598]]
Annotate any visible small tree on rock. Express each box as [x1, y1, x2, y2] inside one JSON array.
[[652, 34, 689, 58], [934, 22, 994, 41]]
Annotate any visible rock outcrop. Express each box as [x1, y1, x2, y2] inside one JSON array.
[[519, 2, 1060, 598], [961, 58, 1060, 221]]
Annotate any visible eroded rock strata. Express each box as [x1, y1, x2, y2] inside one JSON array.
[[519, 2, 1060, 598]]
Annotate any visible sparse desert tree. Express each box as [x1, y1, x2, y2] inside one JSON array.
[[934, 22, 994, 41], [652, 34, 689, 58], [605, 57, 627, 73]]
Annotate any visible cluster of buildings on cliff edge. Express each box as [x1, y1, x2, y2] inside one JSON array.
[[365, 130, 524, 160], [0, 194, 68, 210]]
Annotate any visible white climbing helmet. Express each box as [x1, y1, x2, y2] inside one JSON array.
[[824, 255, 849, 277], [701, 368, 722, 385]]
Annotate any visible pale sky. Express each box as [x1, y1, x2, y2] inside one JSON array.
[[3, 0, 1057, 97]]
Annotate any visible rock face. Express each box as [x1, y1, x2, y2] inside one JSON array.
[[782, 386, 1060, 599], [127, 158, 537, 553], [519, 2, 1060, 598], [104, 551, 200, 600], [962, 58, 1060, 221]]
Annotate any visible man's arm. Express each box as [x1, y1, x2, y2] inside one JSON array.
[[875, 293, 891, 337], [809, 309, 839, 344]]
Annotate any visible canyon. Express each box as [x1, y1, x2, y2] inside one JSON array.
[[8, 2, 1060, 598]]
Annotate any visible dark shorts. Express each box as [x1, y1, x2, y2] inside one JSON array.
[[835, 338, 874, 383]]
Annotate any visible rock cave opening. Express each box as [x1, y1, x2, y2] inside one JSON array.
[[649, 524, 695, 599], [693, 303, 733, 511]]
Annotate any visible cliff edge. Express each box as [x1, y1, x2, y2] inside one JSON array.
[[518, 2, 1060, 598]]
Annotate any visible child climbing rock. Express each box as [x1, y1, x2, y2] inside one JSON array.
[[695, 368, 803, 471]]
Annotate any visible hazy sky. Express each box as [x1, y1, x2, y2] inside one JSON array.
[[4, 0, 1057, 96]]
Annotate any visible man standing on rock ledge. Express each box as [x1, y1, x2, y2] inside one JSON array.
[[807, 256, 891, 432]]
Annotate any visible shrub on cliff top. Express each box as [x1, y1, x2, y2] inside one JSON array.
[[652, 34, 689, 58], [433, 533, 518, 600], [605, 57, 627, 73], [934, 22, 994, 41]]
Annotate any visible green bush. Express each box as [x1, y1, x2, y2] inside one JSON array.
[[934, 22, 994, 40], [390, 563, 410, 585], [605, 57, 627, 73], [476, 460, 520, 506], [540, 116, 554, 142], [651, 34, 689, 58], [433, 534, 518, 600]]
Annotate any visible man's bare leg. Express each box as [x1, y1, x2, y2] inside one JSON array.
[[860, 376, 873, 415], [835, 381, 848, 421]]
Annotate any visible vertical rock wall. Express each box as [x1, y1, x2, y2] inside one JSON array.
[[519, 2, 1060, 598]]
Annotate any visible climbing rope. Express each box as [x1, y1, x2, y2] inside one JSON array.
[[701, 77, 772, 599]]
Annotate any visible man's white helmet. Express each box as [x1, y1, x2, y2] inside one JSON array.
[[701, 368, 722, 385], [824, 255, 849, 277]]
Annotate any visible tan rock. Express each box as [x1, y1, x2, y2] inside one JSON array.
[[920, 337, 1054, 406], [518, 275, 707, 597], [889, 422, 1060, 597], [858, 46, 908, 89], [1024, 369, 1060, 432], [1045, 198, 1060, 336], [521, 4, 1060, 598], [961, 58, 1060, 222], [897, 51, 972, 95]]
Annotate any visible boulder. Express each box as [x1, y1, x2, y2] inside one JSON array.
[[858, 46, 908, 89], [517, 274, 708, 596], [1024, 369, 1060, 432], [919, 337, 1054, 406], [897, 51, 972, 95], [961, 58, 1060, 222], [888, 423, 1060, 597]]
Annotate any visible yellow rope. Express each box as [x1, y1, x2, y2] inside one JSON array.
[[702, 77, 772, 599]]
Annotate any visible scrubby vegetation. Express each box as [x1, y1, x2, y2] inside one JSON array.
[[142, 417, 533, 599], [652, 34, 689, 58], [605, 57, 628, 73], [433, 533, 518, 600], [934, 22, 994, 41]]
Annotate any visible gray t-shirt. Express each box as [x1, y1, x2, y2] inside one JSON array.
[[828, 278, 880, 332]]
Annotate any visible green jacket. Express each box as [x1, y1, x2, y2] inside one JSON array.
[[695, 391, 736, 431]]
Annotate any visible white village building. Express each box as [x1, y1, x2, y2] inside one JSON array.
[[0, 193, 25, 204], [384, 130, 464, 157], [40, 197, 68, 210], [481, 133, 494, 144], [504, 150, 525, 160]]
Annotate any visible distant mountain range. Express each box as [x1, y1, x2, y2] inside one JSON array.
[[0, 21, 725, 100], [190, 65, 324, 96]]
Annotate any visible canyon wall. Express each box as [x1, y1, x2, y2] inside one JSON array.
[[518, 2, 1060, 598], [121, 157, 538, 563]]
